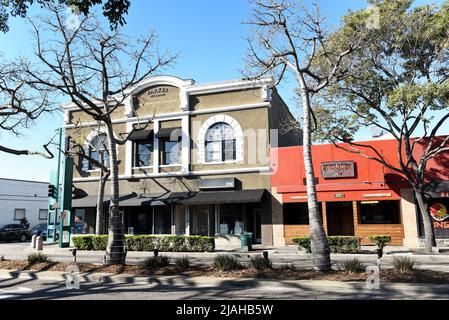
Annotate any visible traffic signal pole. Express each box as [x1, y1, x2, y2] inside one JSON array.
[[46, 127, 63, 244]]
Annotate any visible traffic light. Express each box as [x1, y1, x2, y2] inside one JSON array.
[[48, 184, 56, 199]]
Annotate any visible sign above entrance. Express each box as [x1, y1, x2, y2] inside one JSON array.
[[321, 161, 355, 179], [198, 177, 236, 190]]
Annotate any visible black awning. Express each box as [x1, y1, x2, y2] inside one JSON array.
[[119, 192, 194, 206], [155, 127, 182, 140], [51, 193, 136, 209], [128, 129, 153, 141], [180, 189, 266, 205]]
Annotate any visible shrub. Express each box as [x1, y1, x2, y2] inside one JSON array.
[[292, 236, 360, 254], [292, 237, 311, 253], [337, 258, 365, 273], [139, 255, 170, 270], [393, 256, 415, 273], [0, 255, 5, 262], [27, 253, 49, 264], [72, 235, 94, 250], [213, 255, 242, 271], [73, 235, 215, 252], [175, 256, 190, 272], [92, 235, 108, 251], [368, 235, 391, 249], [250, 256, 273, 270], [279, 263, 296, 271]]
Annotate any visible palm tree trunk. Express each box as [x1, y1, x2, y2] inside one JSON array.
[[414, 187, 436, 252], [104, 122, 126, 264], [300, 84, 331, 271]]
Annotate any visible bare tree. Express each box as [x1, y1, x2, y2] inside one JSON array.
[[244, 0, 363, 270], [19, 3, 176, 264], [0, 56, 56, 158]]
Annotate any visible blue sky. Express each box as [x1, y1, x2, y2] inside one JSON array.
[[0, 0, 444, 182]]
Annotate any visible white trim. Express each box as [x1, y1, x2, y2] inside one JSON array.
[[63, 102, 269, 129], [186, 77, 273, 95], [159, 164, 181, 168], [132, 166, 153, 170], [181, 115, 190, 173], [83, 127, 119, 172], [197, 115, 244, 164], [72, 166, 271, 182], [153, 119, 160, 174]]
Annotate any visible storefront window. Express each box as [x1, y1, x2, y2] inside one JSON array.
[[284, 203, 310, 225], [174, 206, 186, 235], [359, 200, 400, 224], [190, 205, 215, 236], [219, 204, 243, 235], [154, 206, 171, 234], [74, 209, 87, 234]]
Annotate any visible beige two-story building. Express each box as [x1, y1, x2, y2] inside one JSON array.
[[62, 76, 300, 247]]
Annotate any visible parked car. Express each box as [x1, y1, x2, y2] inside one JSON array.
[[30, 223, 59, 241], [0, 224, 31, 242]]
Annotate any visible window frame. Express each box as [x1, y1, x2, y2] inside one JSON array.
[[14, 208, 26, 221], [204, 122, 237, 163], [88, 133, 110, 171], [161, 139, 181, 166], [38, 209, 47, 220], [133, 139, 153, 168]]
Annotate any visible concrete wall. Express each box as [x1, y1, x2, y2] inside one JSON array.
[[0, 179, 48, 228]]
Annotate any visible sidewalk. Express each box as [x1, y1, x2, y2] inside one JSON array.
[[1, 268, 449, 299]]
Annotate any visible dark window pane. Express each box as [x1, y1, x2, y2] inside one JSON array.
[[135, 141, 152, 167], [222, 139, 236, 161], [284, 203, 312, 225], [359, 200, 400, 224]]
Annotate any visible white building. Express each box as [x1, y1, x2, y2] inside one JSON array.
[[0, 178, 48, 228]]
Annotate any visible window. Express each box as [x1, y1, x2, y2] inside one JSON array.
[[39, 209, 47, 220], [153, 206, 171, 234], [190, 205, 215, 236], [14, 209, 26, 220], [134, 140, 153, 167], [162, 140, 181, 165], [88, 133, 109, 170], [205, 122, 236, 162], [284, 203, 311, 225], [359, 200, 400, 224], [219, 204, 243, 235]]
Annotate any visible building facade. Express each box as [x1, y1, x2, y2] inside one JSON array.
[[62, 76, 301, 247], [270, 140, 417, 247], [0, 178, 49, 228]]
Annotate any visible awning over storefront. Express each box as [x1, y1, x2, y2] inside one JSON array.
[[128, 129, 153, 141], [180, 189, 266, 205], [155, 127, 182, 140], [119, 192, 193, 206], [51, 193, 136, 209]]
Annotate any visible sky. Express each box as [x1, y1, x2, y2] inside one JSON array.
[[0, 0, 445, 182]]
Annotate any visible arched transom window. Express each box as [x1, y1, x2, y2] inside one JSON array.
[[205, 122, 236, 162]]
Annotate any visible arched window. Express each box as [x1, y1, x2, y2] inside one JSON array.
[[89, 133, 110, 170], [205, 122, 236, 162]]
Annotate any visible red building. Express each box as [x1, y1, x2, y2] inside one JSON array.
[[270, 138, 425, 247]]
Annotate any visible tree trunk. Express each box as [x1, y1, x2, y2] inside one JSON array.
[[414, 187, 436, 253], [104, 122, 126, 264], [95, 167, 109, 235], [300, 84, 331, 271]]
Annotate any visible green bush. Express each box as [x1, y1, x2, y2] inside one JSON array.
[[72, 235, 94, 250], [27, 253, 49, 264], [292, 236, 360, 253], [0, 255, 5, 262], [368, 235, 391, 249], [92, 235, 108, 251], [337, 258, 365, 273], [292, 237, 311, 253], [175, 256, 190, 272], [393, 256, 415, 272], [72, 235, 215, 252], [250, 256, 273, 270], [139, 255, 170, 270], [213, 255, 242, 271]]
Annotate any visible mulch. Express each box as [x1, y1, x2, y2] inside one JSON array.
[[1, 259, 448, 284]]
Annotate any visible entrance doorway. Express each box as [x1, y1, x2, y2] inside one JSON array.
[[326, 202, 355, 236]]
